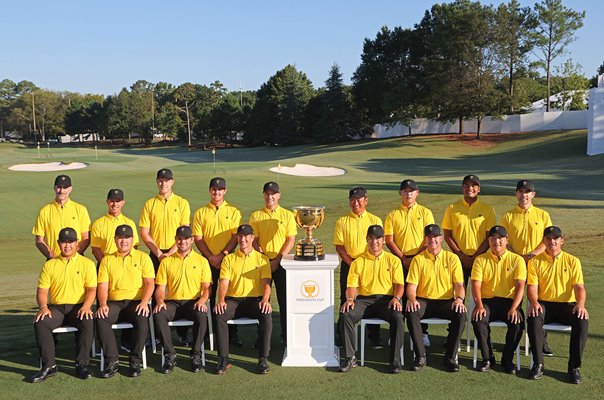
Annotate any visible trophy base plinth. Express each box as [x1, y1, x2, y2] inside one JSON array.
[[295, 241, 324, 262], [294, 254, 325, 261]]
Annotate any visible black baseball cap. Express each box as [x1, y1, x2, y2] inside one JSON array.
[[54, 174, 72, 188], [175, 225, 193, 238], [367, 225, 385, 237], [516, 180, 535, 192], [399, 179, 419, 191], [544, 226, 562, 238], [156, 168, 174, 180], [209, 177, 226, 189], [462, 174, 480, 186], [237, 224, 254, 235], [488, 225, 508, 237], [349, 186, 367, 199], [424, 224, 442, 237], [107, 188, 124, 201], [115, 224, 134, 238], [263, 181, 280, 193], [58, 227, 78, 242]]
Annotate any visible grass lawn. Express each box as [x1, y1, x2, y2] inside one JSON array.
[[1, 130, 603, 399]]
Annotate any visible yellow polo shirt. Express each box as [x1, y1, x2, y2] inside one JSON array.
[[220, 249, 271, 297], [91, 213, 140, 256], [407, 249, 464, 300], [347, 250, 404, 296], [334, 211, 383, 259], [249, 206, 297, 259], [441, 198, 496, 254], [471, 251, 526, 299], [98, 249, 155, 301], [156, 251, 211, 300], [192, 201, 241, 254], [38, 253, 97, 305], [32, 199, 91, 256], [384, 203, 434, 256], [139, 193, 190, 249], [527, 251, 583, 303], [500, 205, 552, 255]]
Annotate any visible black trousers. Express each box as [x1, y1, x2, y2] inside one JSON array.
[[216, 297, 272, 358], [154, 299, 208, 357], [527, 301, 588, 368], [96, 300, 149, 364], [34, 303, 94, 368], [471, 297, 524, 363], [338, 296, 404, 363], [405, 298, 467, 363], [339, 261, 379, 339], [272, 264, 287, 342], [151, 249, 188, 338]]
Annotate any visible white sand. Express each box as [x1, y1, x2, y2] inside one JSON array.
[[269, 163, 345, 177], [9, 162, 88, 172]]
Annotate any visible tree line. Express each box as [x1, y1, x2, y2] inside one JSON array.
[[1, 0, 601, 145]]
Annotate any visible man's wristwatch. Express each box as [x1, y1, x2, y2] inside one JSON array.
[[456, 296, 465, 302]]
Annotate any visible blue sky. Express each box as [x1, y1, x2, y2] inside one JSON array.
[[1, 0, 601, 95]]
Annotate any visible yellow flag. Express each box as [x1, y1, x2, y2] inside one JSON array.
[[278, 163, 281, 170], [212, 148, 216, 155]]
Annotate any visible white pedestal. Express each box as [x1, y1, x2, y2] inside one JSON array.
[[281, 254, 339, 367], [587, 87, 604, 156]]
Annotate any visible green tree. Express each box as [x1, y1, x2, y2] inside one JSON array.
[[493, 0, 538, 113], [172, 83, 199, 145], [550, 59, 589, 111], [533, 0, 585, 111], [310, 64, 362, 143], [105, 89, 133, 141], [0, 79, 38, 137], [352, 26, 424, 129], [418, 0, 502, 135], [64, 94, 106, 141], [248, 65, 315, 145]]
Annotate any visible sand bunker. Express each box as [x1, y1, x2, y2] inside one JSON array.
[[270, 163, 345, 177], [9, 162, 88, 172]]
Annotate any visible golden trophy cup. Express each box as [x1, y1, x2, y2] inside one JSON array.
[[292, 206, 325, 261]]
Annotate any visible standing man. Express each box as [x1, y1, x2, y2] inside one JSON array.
[[338, 225, 405, 374], [442, 174, 496, 285], [214, 224, 272, 375], [139, 169, 191, 271], [527, 226, 589, 384], [96, 225, 155, 378], [140, 168, 191, 345], [154, 226, 211, 374], [91, 189, 140, 264], [385, 179, 434, 347], [33, 174, 91, 259], [405, 224, 466, 372], [30, 227, 96, 383], [334, 187, 383, 348], [249, 181, 296, 346], [193, 177, 241, 346], [471, 225, 526, 374], [500, 179, 554, 356]]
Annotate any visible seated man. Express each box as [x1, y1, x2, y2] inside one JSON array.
[[30, 227, 97, 383], [471, 225, 526, 374], [96, 225, 155, 378], [154, 226, 211, 374], [527, 226, 589, 384], [405, 224, 467, 372], [214, 224, 272, 375], [338, 225, 405, 374]]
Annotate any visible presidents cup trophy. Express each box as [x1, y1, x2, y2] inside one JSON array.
[[292, 206, 325, 261]]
